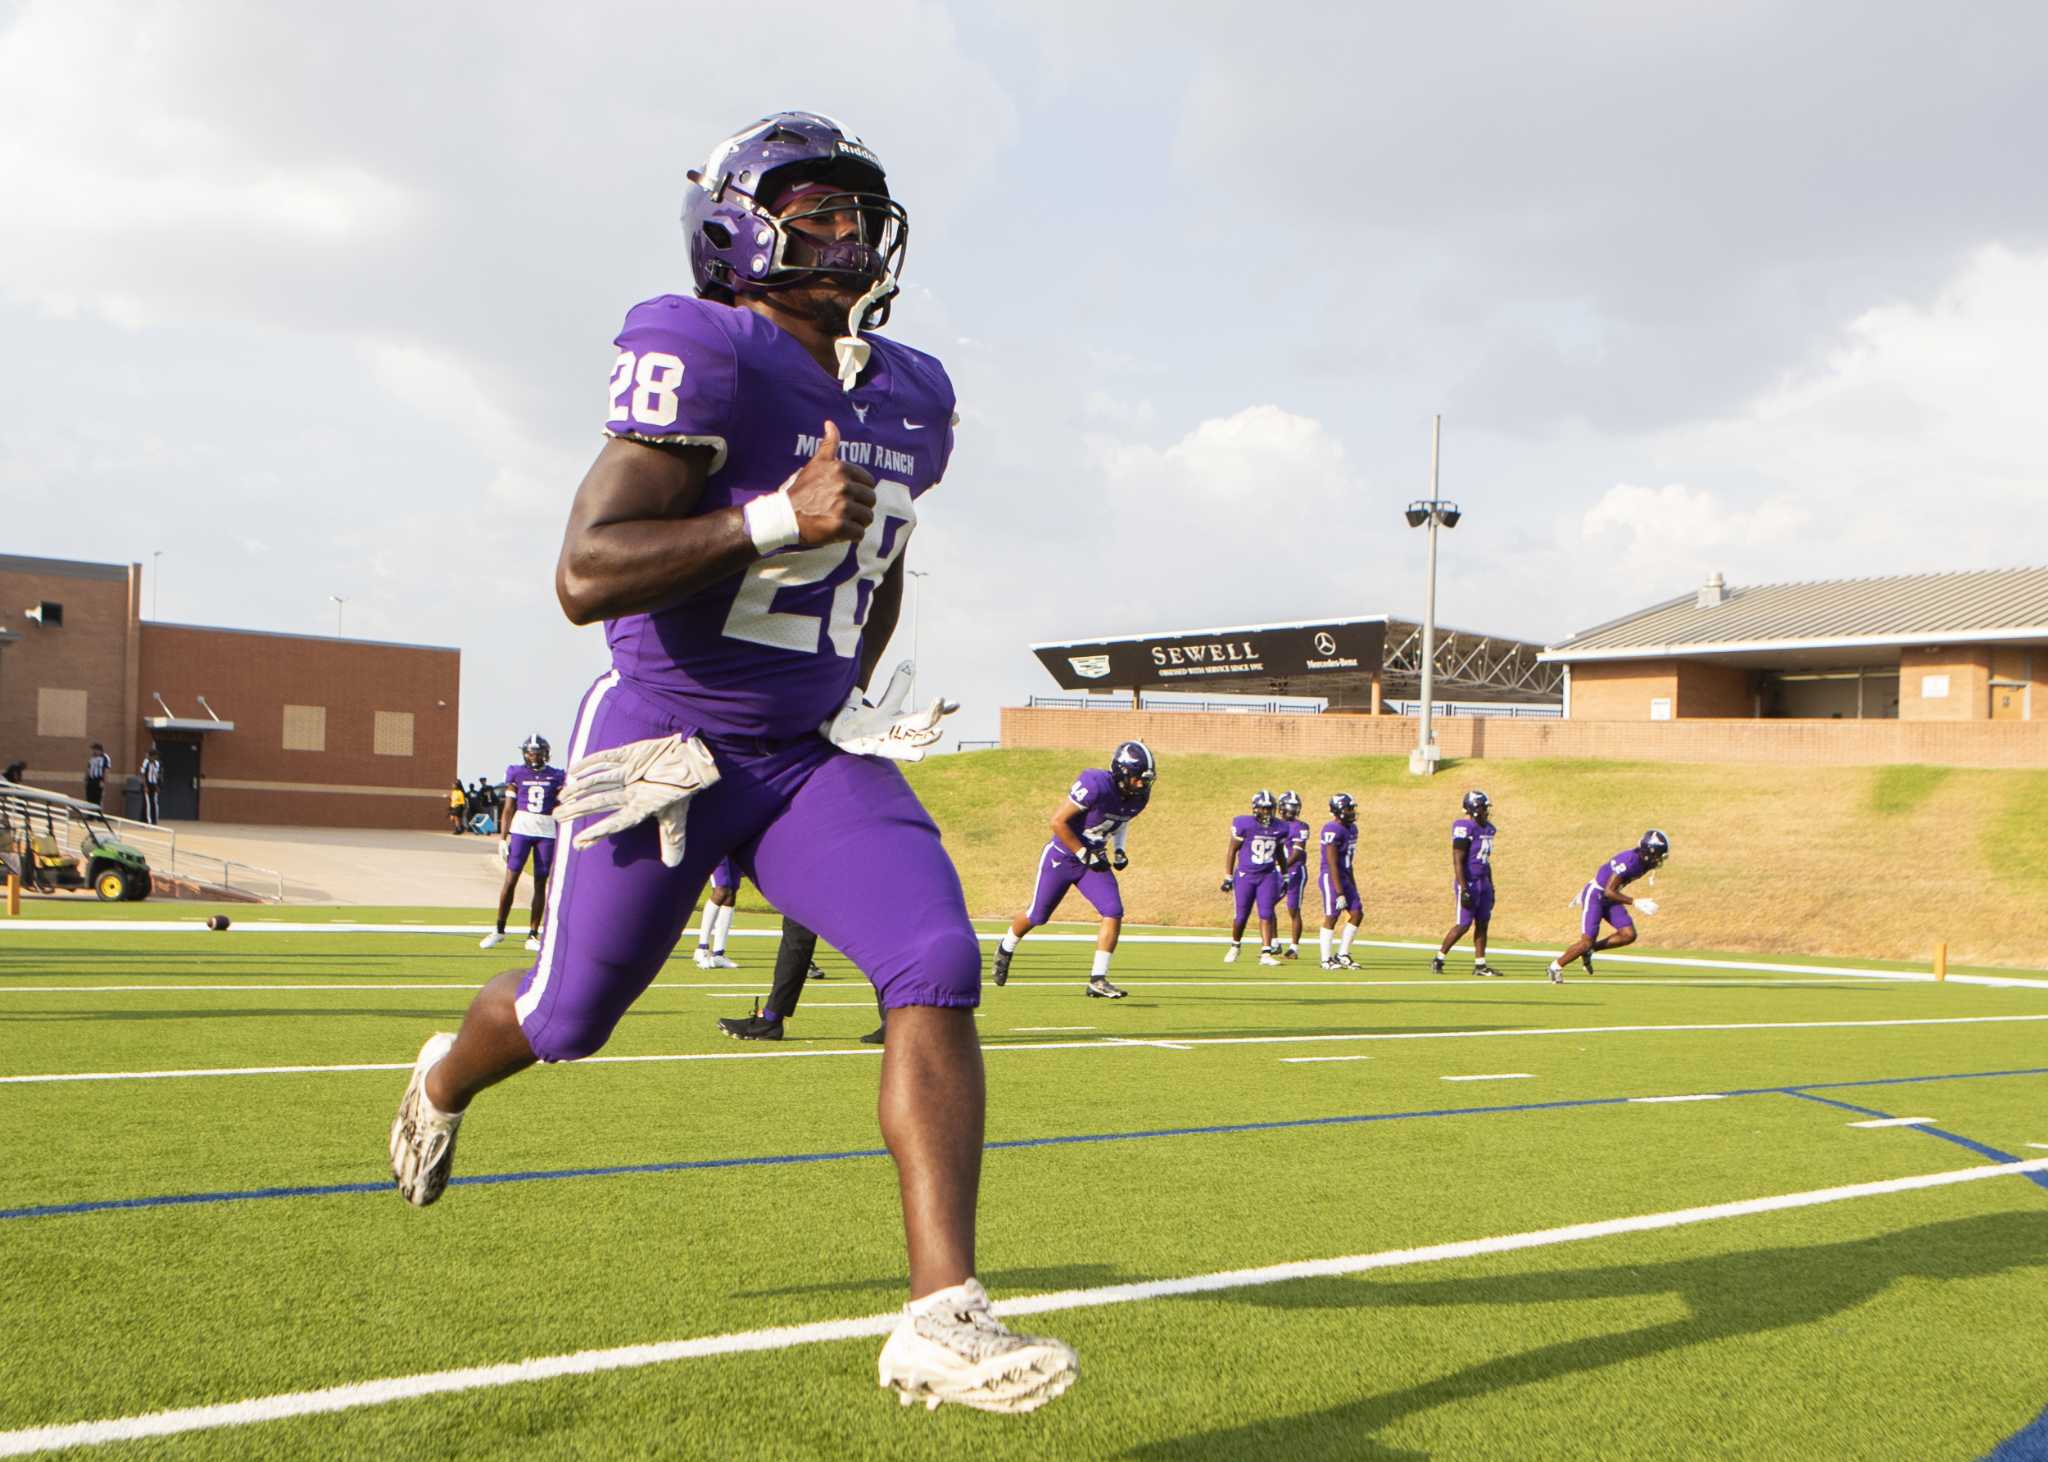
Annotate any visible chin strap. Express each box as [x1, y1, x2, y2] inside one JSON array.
[[835, 272, 897, 391]]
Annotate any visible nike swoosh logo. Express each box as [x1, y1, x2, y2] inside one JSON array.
[[903, 419, 927, 430]]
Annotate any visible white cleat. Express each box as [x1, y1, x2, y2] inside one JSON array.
[[1319, 957, 1341, 970], [478, 930, 506, 950], [524, 935, 543, 953], [878, 1278, 1077, 1414], [1337, 955, 1360, 970], [706, 953, 740, 970], [389, 1032, 462, 1207], [1548, 963, 1566, 985], [1223, 944, 1241, 964], [1258, 950, 1281, 967], [693, 948, 713, 969]]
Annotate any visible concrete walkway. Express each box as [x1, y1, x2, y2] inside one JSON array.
[[154, 823, 515, 906]]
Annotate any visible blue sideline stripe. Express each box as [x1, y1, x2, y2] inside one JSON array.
[[1781, 1089, 2048, 1190], [1987, 1401, 2048, 1461], [6, 1064, 2045, 1223]]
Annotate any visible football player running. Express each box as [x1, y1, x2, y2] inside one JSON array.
[[1318, 793, 1364, 969], [1548, 830, 1671, 983], [1222, 789, 1291, 965], [482, 735, 565, 953], [691, 856, 743, 968], [389, 113, 1075, 1414], [990, 740, 1156, 1000], [1434, 789, 1501, 977], [1275, 791, 1310, 959]]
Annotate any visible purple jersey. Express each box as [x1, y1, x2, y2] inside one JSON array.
[[1279, 818, 1310, 879], [1321, 819, 1358, 875], [1451, 817, 1497, 883], [1065, 767, 1150, 849], [601, 295, 957, 737], [1593, 846, 1649, 894], [1232, 814, 1285, 876], [503, 764, 566, 819]]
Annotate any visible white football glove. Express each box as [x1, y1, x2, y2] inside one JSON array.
[[557, 733, 721, 868], [822, 661, 958, 762], [1635, 897, 1660, 916]]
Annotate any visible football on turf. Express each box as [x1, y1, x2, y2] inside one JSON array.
[[206, 914, 231, 931]]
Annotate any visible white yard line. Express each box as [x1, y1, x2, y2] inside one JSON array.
[[6, 921, 2043, 989], [1281, 1055, 1371, 1064], [1630, 1094, 1728, 1104], [2, 1158, 2041, 1457], [1442, 1073, 1533, 1082], [1847, 1117, 1937, 1129], [8, 1013, 2046, 1086]]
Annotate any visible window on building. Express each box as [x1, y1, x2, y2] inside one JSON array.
[[36, 688, 88, 739], [373, 710, 415, 757], [282, 704, 327, 752], [1648, 697, 1672, 721]]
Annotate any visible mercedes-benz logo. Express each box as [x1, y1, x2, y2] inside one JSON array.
[[1313, 632, 1337, 655]]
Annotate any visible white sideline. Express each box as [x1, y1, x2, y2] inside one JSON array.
[[1848, 1117, 1937, 1129], [6, 920, 2044, 989], [2, 1158, 2042, 1457], [7, 1012, 2047, 1085]]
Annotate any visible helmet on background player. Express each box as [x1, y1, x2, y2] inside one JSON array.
[[1278, 791, 1302, 820], [1639, 828, 1671, 866], [681, 111, 908, 338], [1462, 789, 1490, 820], [1110, 740, 1157, 798], [520, 734, 550, 770], [1329, 792, 1357, 823], [1251, 789, 1277, 825]]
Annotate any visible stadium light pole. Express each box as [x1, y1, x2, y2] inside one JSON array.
[[329, 594, 347, 637], [906, 568, 930, 704], [1404, 415, 1461, 776], [151, 550, 162, 620]]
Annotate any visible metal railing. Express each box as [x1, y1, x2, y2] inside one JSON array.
[[1026, 695, 1325, 716], [1383, 701, 1563, 720], [0, 789, 285, 902], [955, 740, 1002, 752]]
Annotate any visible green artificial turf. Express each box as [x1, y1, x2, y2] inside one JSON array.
[[1, 922, 2044, 1458]]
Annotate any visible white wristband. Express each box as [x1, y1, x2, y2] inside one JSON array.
[[743, 481, 801, 555]]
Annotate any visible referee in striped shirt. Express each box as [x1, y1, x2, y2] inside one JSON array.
[[85, 744, 111, 809]]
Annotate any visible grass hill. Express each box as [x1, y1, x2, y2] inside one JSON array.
[[904, 750, 2048, 968]]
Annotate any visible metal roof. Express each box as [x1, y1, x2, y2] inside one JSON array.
[[1543, 567, 2048, 662]]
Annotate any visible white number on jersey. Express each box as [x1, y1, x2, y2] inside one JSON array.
[[1249, 835, 1278, 864], [1475, 836, 1493, 865], [721, 480, 916, 657], [524, 781, 549, 813], [1069, 779, 1092, 805], [607, 350, 685, 428]]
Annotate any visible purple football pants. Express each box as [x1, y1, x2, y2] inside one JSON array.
[[1282, 867, 1305, 914], [505, 833, 555, 881], [1453, 878, 1496, 930], [515, 673, 980, 1062], [1024, 840, 1123, 924], [1232, 869, 1280, 923], [1580, 882, 1634, 941], [1321, 869, 1360, 915]]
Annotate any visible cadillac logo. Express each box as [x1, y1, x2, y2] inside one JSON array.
[[1068, 655, 1112, 680], [1314, 632, 1337, 655]]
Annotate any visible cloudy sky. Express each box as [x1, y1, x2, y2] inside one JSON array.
[[5, 0, 2046, 771]]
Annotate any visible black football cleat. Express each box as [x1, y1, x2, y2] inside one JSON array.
[[859, 1024, 886, 1045], [717, 1002, 784, 1041], [808, 961, 829, 980], [1431, 955, 1446, 975], [1086, 976, 1127, 999], [1472, 960, 1502, 978], [992, 946, 1013, 987]]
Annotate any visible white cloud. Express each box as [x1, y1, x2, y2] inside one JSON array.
[[1579, 483, 1811, 590]]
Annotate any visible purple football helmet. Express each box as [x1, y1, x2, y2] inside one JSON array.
[[1251, 789, 1277, 825], [681, 111, 908, 331], [1110, 740, 1156, 797]]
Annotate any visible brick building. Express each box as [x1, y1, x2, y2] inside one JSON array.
[[0, 553, 459, 828], [1542, 568, 2048, 723]]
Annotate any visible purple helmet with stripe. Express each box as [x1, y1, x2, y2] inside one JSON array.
[[681, 111, 907, 331]]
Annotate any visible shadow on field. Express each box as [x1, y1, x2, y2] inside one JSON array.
[[1129, 1209, 2048, 1460]]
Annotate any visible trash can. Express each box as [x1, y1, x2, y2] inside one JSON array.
[[121, 776, 145, 821]]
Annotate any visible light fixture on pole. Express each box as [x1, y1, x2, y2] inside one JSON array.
[[329, 594, 347, 637], [1404, 414, 1461, 776], [905, 568, 930, 705]]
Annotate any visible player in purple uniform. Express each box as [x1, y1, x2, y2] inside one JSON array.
[[1318, 793, 1364, 969], [1275, 791, 1310, 959], [1222, 789, 1292, 965], [481, 735, 566, 953], [1434, 790, 1502, 978], [1548, 829, 1671, 983], [990, 740, 1156, 1000], [388, 113, 1074, 1413], [692, 855, 743, 968]]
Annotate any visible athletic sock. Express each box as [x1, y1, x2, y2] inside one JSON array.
[[1318, 928, 1332, 962], [711, 902, 735, 954], [999, 931, 1020, 955], [1338, 924, 1357, 956], [695, 901, 716, 947], [760, 1008, 784, 1022], [1090, 949, 1112, 979]]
